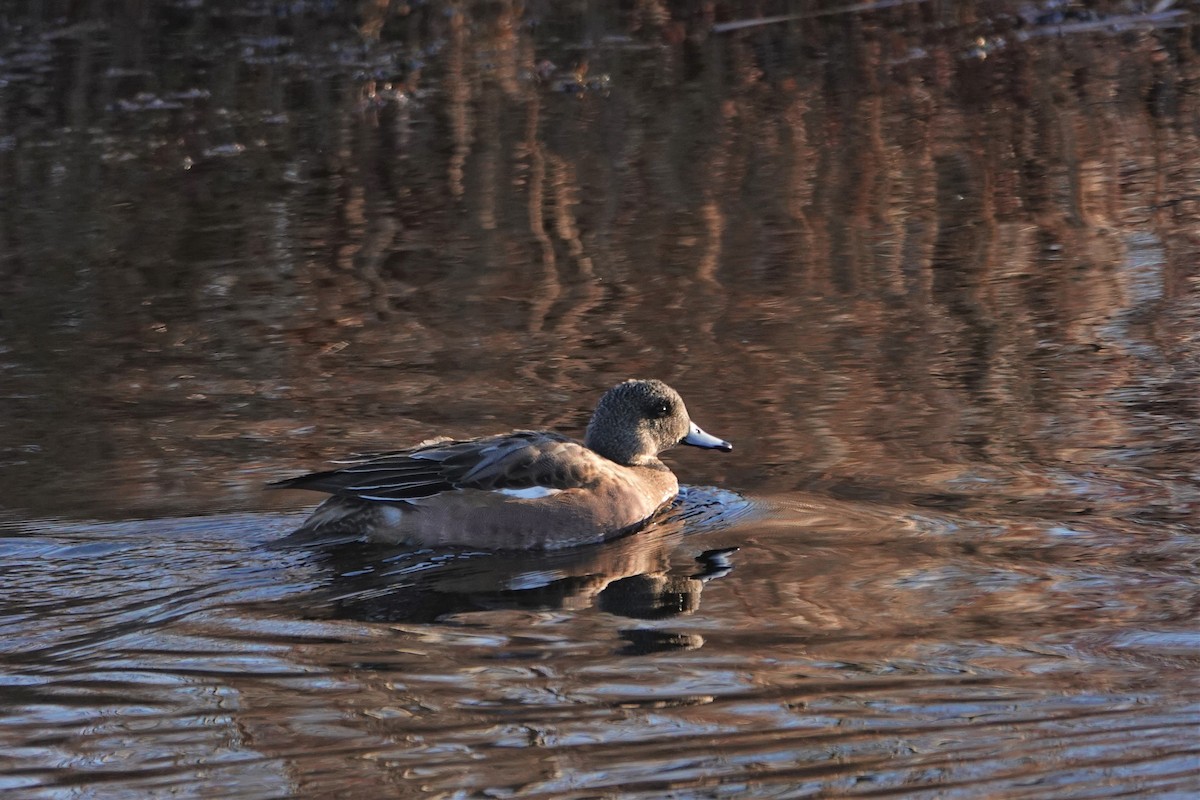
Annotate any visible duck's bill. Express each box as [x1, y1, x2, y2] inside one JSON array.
[[683, 422, 733, 452]]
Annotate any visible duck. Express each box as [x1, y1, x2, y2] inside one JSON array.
[[270, 379, 732, 549]]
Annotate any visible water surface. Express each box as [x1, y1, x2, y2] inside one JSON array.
[[1, 2, 1199, 797]]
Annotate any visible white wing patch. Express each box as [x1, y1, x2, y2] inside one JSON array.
[[377, 505, 406, 526], [496, 486, 564, 500]]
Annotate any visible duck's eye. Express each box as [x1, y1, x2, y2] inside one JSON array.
[[649, 401, 672, 419]]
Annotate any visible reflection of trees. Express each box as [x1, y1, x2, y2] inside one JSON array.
[[2, 2, 1200, 514]]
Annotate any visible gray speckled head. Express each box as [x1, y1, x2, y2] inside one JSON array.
[[585, 379, 731, 466]]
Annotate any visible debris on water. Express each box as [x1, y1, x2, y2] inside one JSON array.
[[113, 93, 186, 112], [533, 59, 612, 95], [110, 88, 209, 113], [964, 35, 1007, 60], [712, 0, 930, 34], [1011, 0, 1187, 41], [359, 80, 409, 110], [201, 143, 246, 158]]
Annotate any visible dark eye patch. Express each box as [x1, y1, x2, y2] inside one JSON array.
[[649, 401, 672, 418]]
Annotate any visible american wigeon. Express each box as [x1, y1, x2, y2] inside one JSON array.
[[270, 379, 732, 549]]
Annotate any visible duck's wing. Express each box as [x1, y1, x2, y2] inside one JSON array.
[[268, 431, 606, 501]]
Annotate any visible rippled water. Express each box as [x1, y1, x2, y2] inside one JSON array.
[[2, 2, 1200, 798], [4, 492, 1197, 797]]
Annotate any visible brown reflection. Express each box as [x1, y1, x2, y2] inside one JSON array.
[[524, 88, 560, 334], [0, 2, 1198, 533]]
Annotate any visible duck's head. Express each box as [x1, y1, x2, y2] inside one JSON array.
[[585, 379, 732, 466]]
